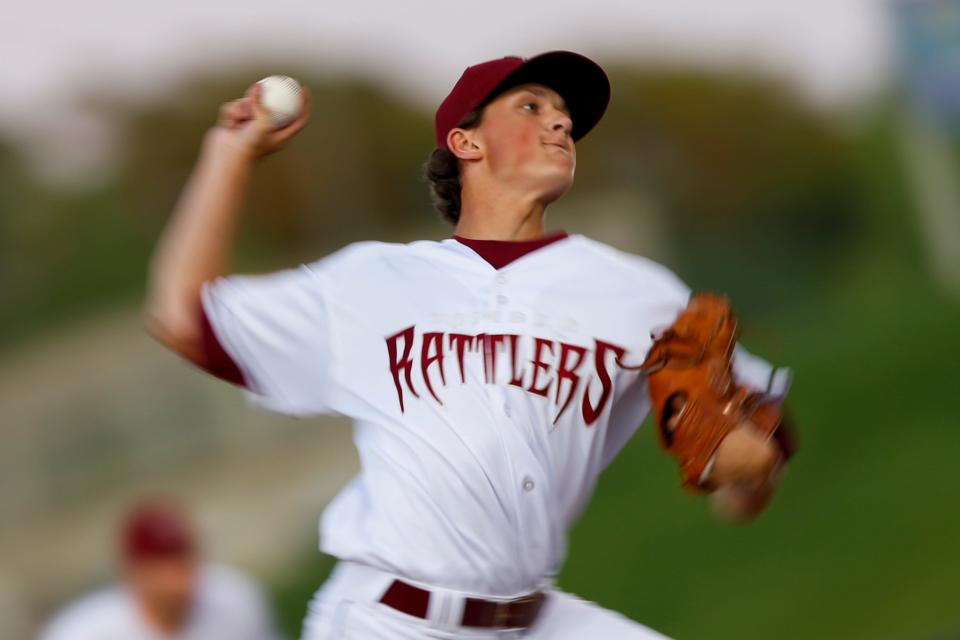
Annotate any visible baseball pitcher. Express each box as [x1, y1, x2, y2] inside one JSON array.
[[144, 51, 795, 639]]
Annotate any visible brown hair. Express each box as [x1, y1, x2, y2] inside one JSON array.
[[422, 107, 485, 225]]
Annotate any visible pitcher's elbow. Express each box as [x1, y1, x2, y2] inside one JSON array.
[[142, 294, 203, 362]]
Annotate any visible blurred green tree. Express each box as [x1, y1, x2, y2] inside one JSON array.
[[575, 66, 867, 306], [107, 68, 435, 268], [2, 64, 914, 353]]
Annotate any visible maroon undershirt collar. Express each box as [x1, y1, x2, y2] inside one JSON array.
[[453, 230, 569, 270]]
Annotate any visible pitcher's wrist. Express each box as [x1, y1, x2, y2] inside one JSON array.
[[202, 128, 259, 165]]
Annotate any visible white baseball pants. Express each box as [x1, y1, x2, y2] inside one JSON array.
[[301, 561, 672, 640]]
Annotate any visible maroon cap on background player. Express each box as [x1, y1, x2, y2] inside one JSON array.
[[434, 50, 611, 149], [121, 499, 196, 561]]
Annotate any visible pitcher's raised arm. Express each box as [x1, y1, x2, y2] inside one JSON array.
[[143, 82, 311, 364]]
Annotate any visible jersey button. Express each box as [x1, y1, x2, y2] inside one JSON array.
[[496, 274, 507, 284], [503, 403, 511, 417], [522, 477, 536, 492], [497, 295, 508, 305]]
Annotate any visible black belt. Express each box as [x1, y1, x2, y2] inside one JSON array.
[[379, 579, 546, 629]]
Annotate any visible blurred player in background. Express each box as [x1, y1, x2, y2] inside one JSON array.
[[39, 498, 279, 640]]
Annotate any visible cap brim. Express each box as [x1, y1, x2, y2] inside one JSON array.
[[482, 51, 610, 142]]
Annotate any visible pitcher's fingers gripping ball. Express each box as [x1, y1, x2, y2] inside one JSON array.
[[210, 75, 311, 159]]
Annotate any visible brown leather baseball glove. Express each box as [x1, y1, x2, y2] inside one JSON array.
[[632, 292, 793, 492]]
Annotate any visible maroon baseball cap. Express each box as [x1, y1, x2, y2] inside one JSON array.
[[121, 499, 196, 561], [435, 50, 610, 149]]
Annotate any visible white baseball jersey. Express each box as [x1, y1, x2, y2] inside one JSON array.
[[201, 233, 790, 597], [38, 564, 278, 640]]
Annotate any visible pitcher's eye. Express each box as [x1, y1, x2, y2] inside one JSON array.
[[522, 102, 538, 112]]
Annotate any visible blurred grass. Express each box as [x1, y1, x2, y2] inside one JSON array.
[[270, 551, 336, 640]]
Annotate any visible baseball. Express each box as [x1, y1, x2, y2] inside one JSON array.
[[255, 75, 304, 129]]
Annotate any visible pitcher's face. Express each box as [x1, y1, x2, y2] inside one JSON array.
[[475, 83, 576, 200]]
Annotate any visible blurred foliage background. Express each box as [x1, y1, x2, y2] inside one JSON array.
[[2, 9, 960, 639]]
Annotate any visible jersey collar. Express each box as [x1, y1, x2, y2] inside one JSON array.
[[452, 230, 569, 270]]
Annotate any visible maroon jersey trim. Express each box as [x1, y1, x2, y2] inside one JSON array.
[[198, 305, 247, 387], [453, 231, 569, 270]]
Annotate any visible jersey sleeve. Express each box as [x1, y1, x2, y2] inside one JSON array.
[[198, 306, 247, 386], [200, 262, 336, 417], [732, 343, 792, 398], [732, 342, 796, 458]]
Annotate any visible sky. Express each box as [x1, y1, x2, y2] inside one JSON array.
[[1, 0, 895, 185]]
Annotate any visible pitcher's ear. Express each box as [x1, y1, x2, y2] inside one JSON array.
[[447, 128, 482, 161]]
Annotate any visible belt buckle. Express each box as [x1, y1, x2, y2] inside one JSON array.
[[496, 593, 539, 628], [493, 601, 511, 628], [512, 593, 539, 610]]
